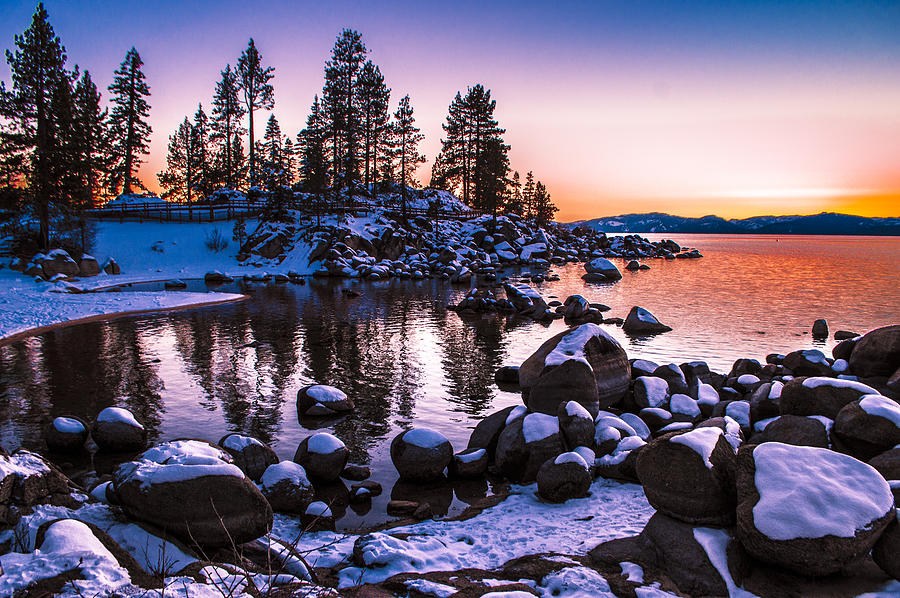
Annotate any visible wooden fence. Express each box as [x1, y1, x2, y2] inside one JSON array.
[[86, 197, 484, 223]]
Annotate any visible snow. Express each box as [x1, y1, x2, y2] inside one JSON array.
[[596, 415, 637, 438], [693, 527, 758, 598], [118, 459, 245, 489], [52, 417, 85, 434], [573, 446, 595, 466], [631, 359, 659, 373], [725, 401, 750, 428], [620, 561, 644, 583], [800, 349, 829, 365], [636, 376, 669, 408], [538, 566, 615, 597], [752, 443, 894, 540], [670, 394, 700, 417], [768, 381, 784, 399], [90, 481, 111, 502], [523, 413, 560, 444], [859, 395, 900, 427], [307, 432, 346, 454], [0, 449, 50, 478], [457, 448, 486, 463], [671, 427, 727, 468], [723, 416, 743, 450], [737, 374, 760, 386], [801, 377, 878, 395], [634, 307, 659, 324], [832, 359, 849, 373], [620, 413, 651, 440], [306, 501, 333, 518], [404, 579, 457, 597], [506, 405, 528, 425], [658, 422, 693, 433], [280, 477, 651, 588], [545, 323, 621, 370], [403, 428, 449, 449], [554, 452, 589, 468], [306, 384, 348, 404], [697, 382, 720, 405], [222, 434, 264, 451], [595, 426, 622, 444], [141, 439, 230, 465], [260, 461, 311, 491], [96, 406, 143, 429], [565, 400, 592, 419], [618, 436, 646, 452]]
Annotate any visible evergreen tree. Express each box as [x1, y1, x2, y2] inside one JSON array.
[[390, 94, 425, 217], [236, 39, 274, 188], [261, 113, 283, 188], [298, 95, 328, 195], [428, 151, 450, 190], [532, 180, 558, 225], [157, 117, 201, 204], [71, 70, 110, 209], [357, 60, 390, 192], [506, 170, 524, 216], [522, 170, 535, 219], [192, 103, 213, 198], [108, 47, 151, 195], [282, 136, 295, 186], [322, 29, 367, 189], [210, 64, 246, 190], [1, 3, 70, 248]]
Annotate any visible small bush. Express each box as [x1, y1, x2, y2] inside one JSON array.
[[205, 228, 228, 253]]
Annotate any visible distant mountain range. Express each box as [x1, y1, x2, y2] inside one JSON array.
[[567, 212, 900, 236]]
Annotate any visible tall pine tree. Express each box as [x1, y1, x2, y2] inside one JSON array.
[[157, 117, 201, 204], [108, 47, 151, 196], [357, 60, 390, 192], [322, 29, 367, 190], [390, 94, 425, 217], [192, 103, 213, 198], [211, 64, 246, 190], [532, 180, 558, 225], [522, 171, 535, 219], [298, 95, 328, 195], [236, 39, 274, 189]]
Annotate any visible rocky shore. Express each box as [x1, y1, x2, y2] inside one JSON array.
[[2, 315, 899, 597]]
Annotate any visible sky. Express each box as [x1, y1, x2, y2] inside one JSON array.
[[1, 0, 899, 221]]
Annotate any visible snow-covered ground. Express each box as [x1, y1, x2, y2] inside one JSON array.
[[0, 219, 255, 342]]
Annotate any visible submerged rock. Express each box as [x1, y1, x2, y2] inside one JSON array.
[[622, 306, 672, 335]]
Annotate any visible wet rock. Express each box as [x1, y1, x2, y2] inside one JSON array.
[[341, 463, 371, 481], [296, 384, 354, 417], [622, 306, 672, 334], [91, 407, 147, 453], [735, 442, 895, 576], [293, 433, 349, 482], [849, 325, 900, 378], [833, 395, 900, 461], [449, 448, 488, 478], [259, 461, 315, 513], [536, 452, 592, 503], [812, 319, 829, 340], [496, 412, 565, 483], [582, 257, 622, 281], [783, 349, 833, 377], [45, 416, 89, 453], [494, 365, 520, 386], [219, 433, 278, 482], [873, 517, 900, 581], [390, 428, 453, 483], [467, 405, 517, 461]]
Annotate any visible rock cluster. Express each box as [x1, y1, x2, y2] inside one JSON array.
[[10, 248, 119, 281]]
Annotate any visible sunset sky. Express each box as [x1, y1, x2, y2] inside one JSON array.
[[1, 0, 898, 221]]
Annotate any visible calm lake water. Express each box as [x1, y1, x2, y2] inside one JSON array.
[[1, 234, 898, 529]]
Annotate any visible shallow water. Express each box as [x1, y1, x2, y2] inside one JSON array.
[[0, 234, 897, 529]]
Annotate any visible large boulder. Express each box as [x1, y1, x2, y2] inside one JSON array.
[[582, 257, 622, 281], [832, 395, 900, 461], [751, 415, 829, 448], [633, 376, 670, 409], [296, 384, 354, 417], [503, 282, 549, 317], [779, 377, 878, 419], [636, 427, 737, 525], [113, 440, 273, 547], [735, 442, 895, 576], [45, 416, 89, 453], [39, 249, 79, 279], [259, 461, 315, 513], [219, 433, 278, 482], [536, 452, 592, 503], [783, 349, 833, 377], [873, 517, 900, 581], [557, 400, 594, 450], [622, 306, 672, 334], [466, 405, 516, 461], [849, 325, 900, 378], [78, 255, 101, 277], [293, 433, 349, 482], [91, 407, 147, 453], [519, 323, 630, 416], [495, 412, 565, 483], [390, 428, 453, 483]]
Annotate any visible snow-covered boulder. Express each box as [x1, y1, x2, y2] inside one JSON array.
[[735, 442, 895, 575], [873, 517, 900, 581], [502, 282, 550, 319], [519, 323, 631, 416], [219, 433, 279, 482], [750, 414, 830, 448], [293, 433, 349, 482], [636, 427, 737, 525], [45, 415, 89, 453], [91, 407, 147, 453], [296, 384, 354, 417], [779, 376, 878, 419], [654, 363, 690, 395], [595, 434, 646, 482], [832, 395, 900, 460], [466, 405, 517, 461], [391, 428, 453, 483], [449, 448, 488, 478], [622, 306, 672, 334], [102, 256, 120, 275], [637, 407, 674, 433], [259, 461, 315, 513], [536, 452, 591, 503], [783, 349, 833, 377], [563, 294, 590, 320], [113, 439, 273, 547], [557, 400, 595, 450], [0, 449, 73, 515], [582, 258, 622, 281], [849, 325, 900, 378], [38, 249, 79, 279], [812, 318, 829, 339], [633, 376, 670, 410], [630, 358, 659, 378], [78, 254, 100, 277], [495, 412, 565, 483]]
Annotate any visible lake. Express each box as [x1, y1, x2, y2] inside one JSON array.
[[1, 234, 898, 529]]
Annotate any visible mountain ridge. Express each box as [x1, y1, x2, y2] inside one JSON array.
[[566, 211, 900, 236]]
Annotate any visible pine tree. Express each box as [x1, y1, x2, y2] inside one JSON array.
[[157, 117, 201, 204], [522, 171, 535, 219], [532, 180, 558, 225], [211, 64, 246, 190], [71, 70, 110, 208], [322, 29, 367, 190], [236, 39, 274, 189], [506, 170, 524, 216], [192, 103, 213, 199], [358, 60, 390, 192], [298, 95, 328, 195], [391, 94, 425, 217], [282, 136, 295, 186], [108, 47, 151, 196], [2, 3, 70, 249], [261, 113, 283, 188]]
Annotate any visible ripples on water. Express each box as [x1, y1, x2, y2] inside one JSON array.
[[0, 234, 897, 528]]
